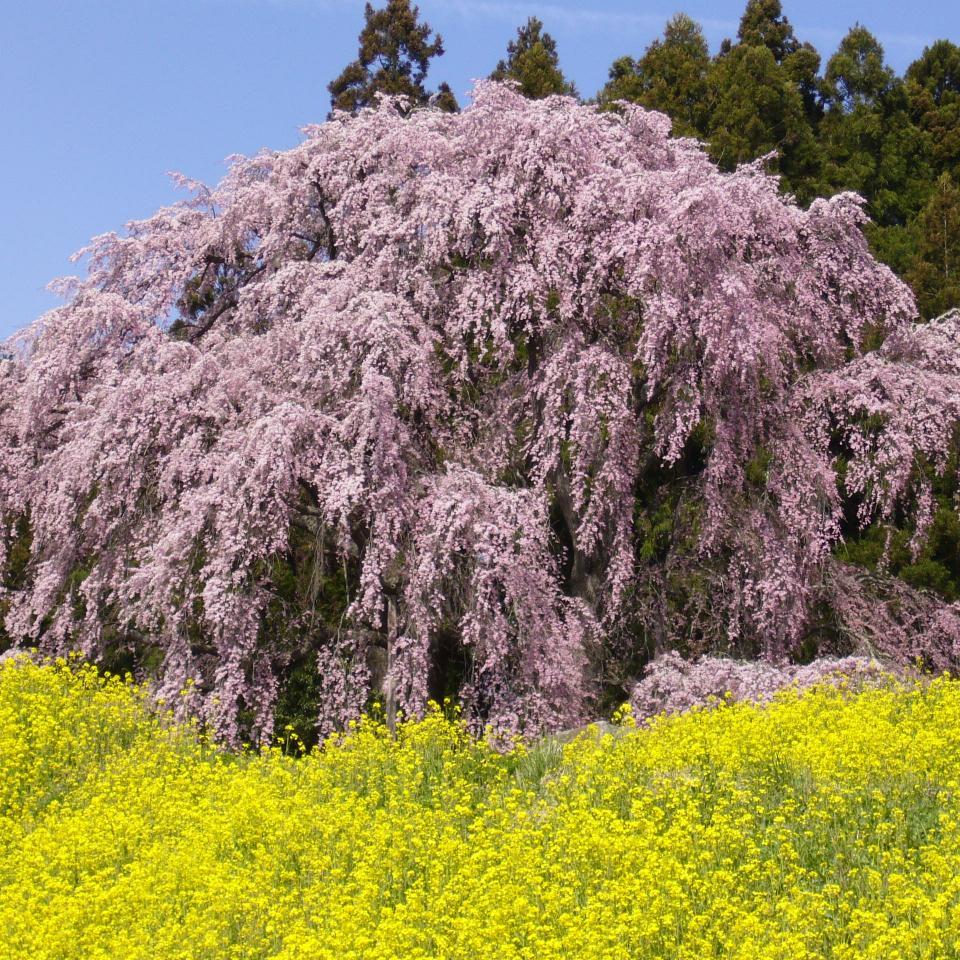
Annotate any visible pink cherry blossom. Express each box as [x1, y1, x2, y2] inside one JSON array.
[[1, 84, 957, 741]]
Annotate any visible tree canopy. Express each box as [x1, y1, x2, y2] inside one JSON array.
[[907, 174, 960, 318], [327, 0, 451, 114], [599, 14, 711, 138], [489, 17, 576, 100], [906, 40, 960, 176], [3, 84, 959, 743], [601, 3, 958, 315], [737, 0, 800, 63], [818, 27, 932, 277], [706, 41, 821, 202]]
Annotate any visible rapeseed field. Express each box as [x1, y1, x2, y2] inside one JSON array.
[[3, 657, 960, 959]]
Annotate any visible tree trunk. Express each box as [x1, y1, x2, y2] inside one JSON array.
[[385, 595, 398, 734], [554, 470, 600, 612]]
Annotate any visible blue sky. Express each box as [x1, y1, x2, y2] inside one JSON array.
[[3, 0, 958, 340]]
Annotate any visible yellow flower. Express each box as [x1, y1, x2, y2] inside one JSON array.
[[2, 658, 960, 959]]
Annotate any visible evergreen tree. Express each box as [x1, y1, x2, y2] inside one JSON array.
[[783, 41, 823, 127], [820, 25, 897, 203], [736, 0, 799, 63], [328, 0, 448, 114], [597, 3, 956, 309], [431, 81, 460, 114], [698, 1, 823, 202], [599, 14, 711, 138], [599, 5, 822, 183], [490, 17, 576, 99], [823, 23, 895, 110], [820, 27, 931, 276], [706, 42, 821, 202], [906, 40, 960, 176], [735, 0, 823, 125], [907, 173, 960, 318]]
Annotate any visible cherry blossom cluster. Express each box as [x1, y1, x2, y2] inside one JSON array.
[[631, 651, 891, 719], [1, 84, 957, 740]]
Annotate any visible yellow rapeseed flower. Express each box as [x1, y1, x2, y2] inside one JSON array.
[[3, 656, 960, 958]]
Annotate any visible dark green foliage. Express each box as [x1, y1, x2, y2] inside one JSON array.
[[599, 4, 957, 312], [489, 17, 576, 100], [732, 1, 821, 130], [599, 14, 711, 138], [432, 81, 459, 113], [907, 173, 960, 318], [0, 516, 32, 653], [783, 42, 824, 128], [837, 437, 960, 603], [588, 417, 716, 713], [839, 502, 960, 603], [272, 654, 325, 749], [822, 23, 894, 111], [257, 507, 358, 744], [736, 0, 800, 63], [602, 1, 824, 202], [820, 27, 931, 245], [722, 0, 824, 198], [328, 0, 449, 114], [906, 40, 960, 177], [707, 42, 822, 202]]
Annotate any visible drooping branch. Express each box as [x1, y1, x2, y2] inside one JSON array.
[[1, 82, 957, 744]]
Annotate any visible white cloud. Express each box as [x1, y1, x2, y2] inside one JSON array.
[[204, 0, 938, 58]]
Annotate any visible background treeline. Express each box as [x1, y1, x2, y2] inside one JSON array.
[[330, 0, 959, 319]]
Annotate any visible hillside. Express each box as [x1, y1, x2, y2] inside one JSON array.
[[4, 656, 960, 958]]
